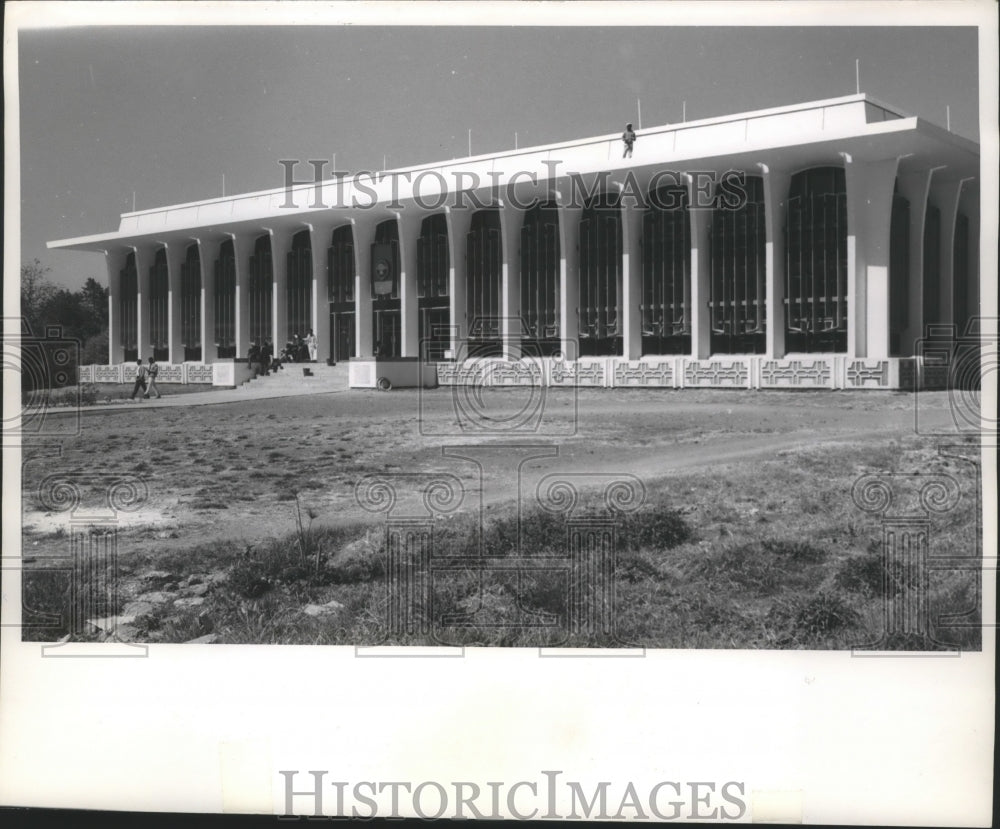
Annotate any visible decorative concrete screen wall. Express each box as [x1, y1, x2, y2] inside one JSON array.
[[78, 362, 249, 387], [434, 356, 924, 390]]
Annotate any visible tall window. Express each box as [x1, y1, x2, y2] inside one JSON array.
[[953, 213, 970, 336], [248, 234, 273, 347], [120, 252, 138, 362], [214, 239, 236, 358], [922, 205, 941, 331], [327, 225, 355, 363], [467, 209, 503, 357], [520, 201, 561, 356], [710, 175, 766, 354], [785, 167, 848, 352], [889, 189, 910, 356], [641, 184, 690, 355], [371, 219, 401, 358], [579, 193, 622, 357], [417, 213, 450, 360], [287, 231, 312, 342], [180, 244, 202, 361], [149, 248, 169, 361]]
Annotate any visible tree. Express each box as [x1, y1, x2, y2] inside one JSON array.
[[80, 277, 109, 328], [20, 259, 57, 335]]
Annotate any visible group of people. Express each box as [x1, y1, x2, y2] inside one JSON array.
[[247, 330, 317, 378], [130, 356, 162, 401]]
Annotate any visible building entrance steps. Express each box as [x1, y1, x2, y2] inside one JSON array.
[[239, 362, 350, 394]]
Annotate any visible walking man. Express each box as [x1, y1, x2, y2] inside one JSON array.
[[622, 122, 636, 158], [144, 356, 162, 399], [129, 359, 148, 401]]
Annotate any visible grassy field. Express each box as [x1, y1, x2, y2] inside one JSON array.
[[20, 388, 983, 649]]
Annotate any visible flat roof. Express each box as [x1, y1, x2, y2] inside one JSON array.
[[48, 94, 979, 253]]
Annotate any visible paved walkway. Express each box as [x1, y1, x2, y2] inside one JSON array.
[[52, 370, 353, 416]]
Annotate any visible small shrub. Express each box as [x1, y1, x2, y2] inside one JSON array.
[[620, 508, 693, 551], [228, 558, 273, 599]]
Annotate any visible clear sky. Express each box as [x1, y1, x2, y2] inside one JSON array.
[[16, 22, 981, 290]]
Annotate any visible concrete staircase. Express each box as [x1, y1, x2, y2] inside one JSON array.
[[237, 362, 350, 395]]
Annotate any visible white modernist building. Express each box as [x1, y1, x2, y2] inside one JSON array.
[[50, 94, 980, 390]]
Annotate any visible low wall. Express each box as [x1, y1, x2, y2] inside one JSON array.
[[349, 358, 439, 389], [78, 361, 252, 387], [434, 356, 948, 391]]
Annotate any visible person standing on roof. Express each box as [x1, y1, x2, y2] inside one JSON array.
[[622, 122, 636, 158]]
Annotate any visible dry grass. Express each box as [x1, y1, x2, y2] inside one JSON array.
[[22, 435, 982, 650]]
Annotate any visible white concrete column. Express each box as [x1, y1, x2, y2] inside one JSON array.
[[306, 222, 334, 363], [896, 167, 937, 356], [230, 231, 253, 359], [843, 154, 900, 359], [105, 249, 129, 365], [163, 242, 185, 364], [553, 193, 581, 359], [445, 206, 474, 356], [267, 227, 293, 350], [132, 243, 155, 361], [929, 176, 969, 336], [394, 208, 423, 358], [758, 164, 791, 358], [686, 174, 712, 359], [617, 188, 643, 360], [350, 216, 379, 358], [498, 201, 524, 358], [194, 237, 219, 363]]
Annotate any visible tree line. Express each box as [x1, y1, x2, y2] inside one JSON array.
[[21, 259, 109, 390]]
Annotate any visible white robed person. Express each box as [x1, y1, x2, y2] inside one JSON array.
[[306, 329, 317, 362]]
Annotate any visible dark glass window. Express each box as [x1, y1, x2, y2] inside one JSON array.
[[579, 193, 622, 357], [287, 230, 312, 342], [922, 205, 941, 330], [180, 244, 202, 361], [417, 213, 450, 361], [520, 201, 561, 356], [641, 184, 690, 355], [327, 225, 356, 363], [248, 235, 273, 347], [214, 239, 236, 358], [785, 167, 848, 352], [953, 213, 970, 335], [710, 176, 766, 354], [466, 209, 503, 357], [371, 220, 401, 358], [149, 248, 169, 360], [889, 190, 910, 356], [120, 252, 138, 362]]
